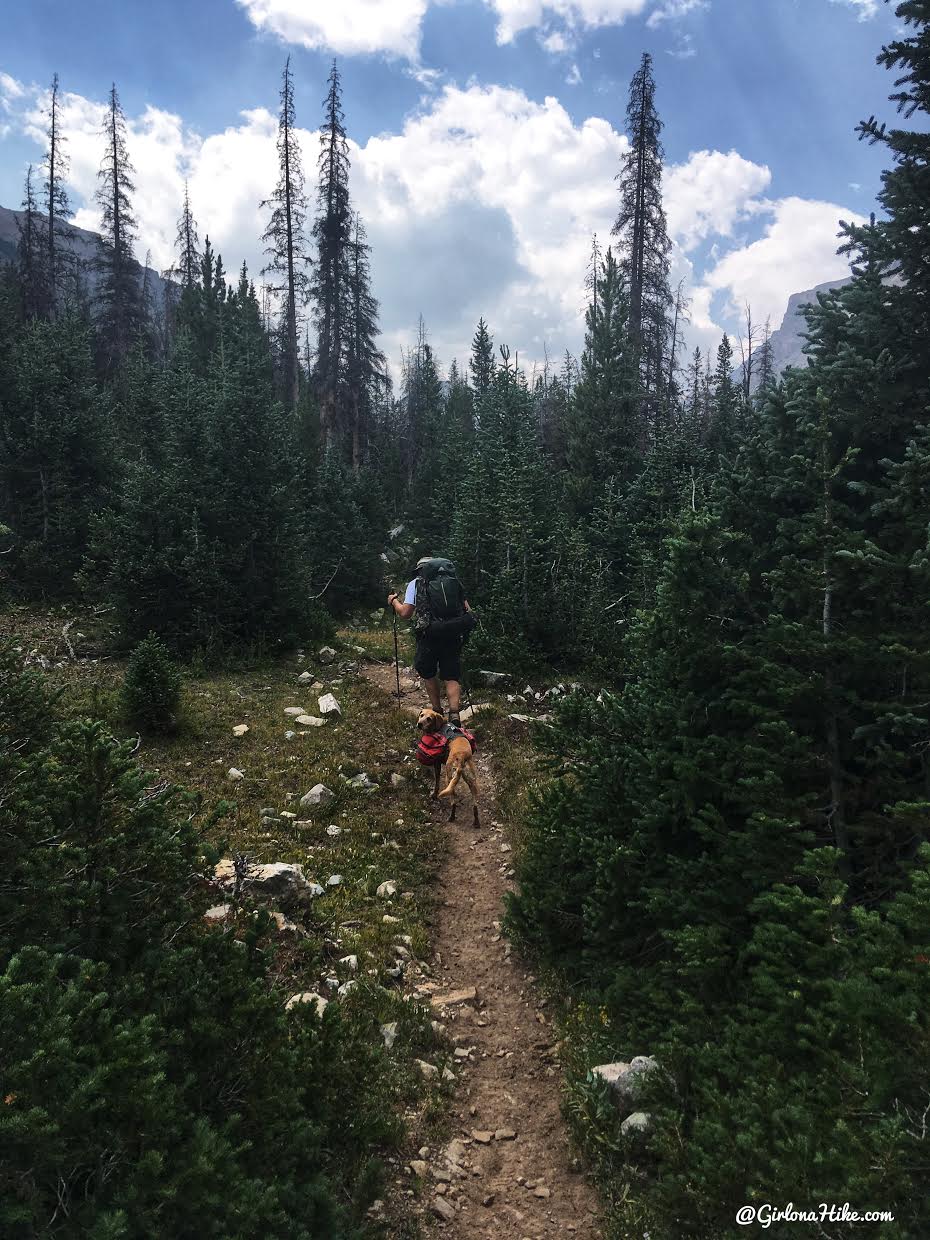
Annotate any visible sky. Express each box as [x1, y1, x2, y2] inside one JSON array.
[[0, 0, 904, 377]]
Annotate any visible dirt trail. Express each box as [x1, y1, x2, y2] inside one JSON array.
[[362, 661, 602, 1239]]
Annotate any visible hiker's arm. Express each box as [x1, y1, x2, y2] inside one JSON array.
[[388, 592, 415, 621]]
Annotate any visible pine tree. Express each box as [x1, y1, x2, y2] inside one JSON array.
[[565, 244, 639, 513], [94, 83, 143, 371], [261, 57, 309, 409], [345, 213, 385, 470], [43, 73, 73, 318], [169, 181, 201, 290], [469, 317, 495, 407], [15, 165, 48, 320], [705, 332, 741, 457], [312, 59, 352, 450], [612, 52, 672, 421]]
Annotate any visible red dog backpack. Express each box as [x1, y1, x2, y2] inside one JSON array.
[[415, 727, 477, 767]]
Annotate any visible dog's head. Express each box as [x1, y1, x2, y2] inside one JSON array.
[[417, 707, 446, 734]]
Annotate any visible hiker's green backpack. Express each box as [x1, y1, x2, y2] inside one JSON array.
[[414, 558, 466, 635]]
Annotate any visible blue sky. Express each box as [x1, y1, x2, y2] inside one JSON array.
[[0, 0, 903, 371]]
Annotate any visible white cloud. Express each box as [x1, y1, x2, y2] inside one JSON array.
[[830, 0, 879, 18], [647, 0, 707, 27], [565, 62, 583, 85], [698, 196, 864, 329], [539, 29, 571, 52], [1, 71, 26, 104], [235, 0, 429, 59], [665, 149, 771, 251], [486, 0, 649, 44]]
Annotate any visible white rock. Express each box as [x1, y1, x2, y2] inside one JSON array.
[[337, 979, 357, 996], [325, 825, 342, 838], [390, 772, 406, 788], [621, 1111, 651, 1135], [227, 767, 244, 780], [389, 523, 405, 540], [430, 1195, 456, 1222], [591, 1056, 658, 1114], [284, 730, 296, 740], [376, 880, 397, 899], [318, 693, 341, 717], [318, 646, 337, 664], [214, 859, 320, 907], [522, 684, 534, 696], [381, 1021, 399, 1050], [232, 723, 249, 737], [297, 670, 314, 684], [300, 784, 334, 809], [204, 904, 230, 922], [415, 1059, 439, 1079], [339, 954, 358, 971], [459, 703, 489, 723], [284, 706, 307, 716], [296, 714, 326, 727], [285, 991, 328, 1014], [327, 874, 344, 887], [477, 670, 509, 687], [507, 714, 533, 724]]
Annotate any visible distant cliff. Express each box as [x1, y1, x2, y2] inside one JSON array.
[[0, 204, 171, 310]]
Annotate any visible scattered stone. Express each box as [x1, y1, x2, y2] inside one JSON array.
[[471, 1130, 493, 1144], [339, 954, 358, 971], [429, 987, 477, 1009], [296, 714, 326, 727], [389, 523, 405, 540], [260, 807, 277, 817], [318, 692, 341, 717], [459, 703, 490, 723], [300, 783, 334, 809], [382, 914, 401, 924], [285, 992, 328, 1014], [281, 811, 297, 820], [477, 669, 509, 687], [337, 979, 357, 997], [271, 911, 299, 933], [454, 1047, 470, 1059], [430, 1195, 456, 1223], [326, 825, 342, 837], [442, 1067, 456, 1082], [284, 706, 308, 716], [232, 723, 249, 737], [482, 1193, 495, 1207], [621, 1110, 652, 1136], [318, 646, 337, 664], [390, 772, 406, 788], [203, 904, 230, 922], [213, 859, 321, 907], [495, 1128, 516, 1141], [285, 730, 296, 740], [380, 1021, 399, 1050], [507, 714, 533, 724], [327, 874, 344, 887], [227, 767, 244, 780], [297, 670, 314, 684], [444, 1140, 467, 1166], [347, 771, 377, 790], [591, 1055, 658, 1114], [415, 1059, 439, 1079], [377, 880, 398, 899], [409, 1160, 428, 1177], [533, 1185, 551, 1199]]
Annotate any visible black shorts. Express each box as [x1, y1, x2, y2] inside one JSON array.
[[414, 636, 462, 682]]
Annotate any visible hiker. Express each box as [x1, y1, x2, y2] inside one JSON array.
[[388, 556, 476, 726]]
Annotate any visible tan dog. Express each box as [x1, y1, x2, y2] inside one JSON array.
[[417, 708, 480, 826]]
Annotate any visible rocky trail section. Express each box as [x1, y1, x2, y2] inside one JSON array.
[[362, 660, 603, 1239]]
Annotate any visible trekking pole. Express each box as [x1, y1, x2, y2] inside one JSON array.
[[391, 608, 403, 699]]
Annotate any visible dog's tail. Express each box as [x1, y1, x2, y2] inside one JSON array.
[[438, 762, 463, 799]]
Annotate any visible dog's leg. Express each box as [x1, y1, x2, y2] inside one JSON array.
[[449, 796, 457, 822], [431, 765, 441, 801]]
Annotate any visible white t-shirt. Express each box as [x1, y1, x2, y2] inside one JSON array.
[[403, 579, 418, 606]]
